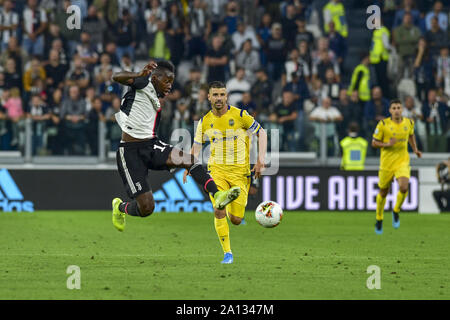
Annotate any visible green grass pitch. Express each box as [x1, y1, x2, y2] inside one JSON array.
[[0, 210, 449, 300]]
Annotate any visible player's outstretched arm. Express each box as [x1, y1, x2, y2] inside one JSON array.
[[408, 134, 422, 158], [252, 127, 267, 179], [112, 61, 158, 86], [372, 137, 396, 149]]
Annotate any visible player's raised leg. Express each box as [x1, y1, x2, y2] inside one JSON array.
[[392, 176, 409, 229], [169, 148, 240, 208]]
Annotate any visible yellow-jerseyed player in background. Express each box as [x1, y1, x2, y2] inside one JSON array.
[[183, 81, 267, 264], [372, 99, 422, 234]]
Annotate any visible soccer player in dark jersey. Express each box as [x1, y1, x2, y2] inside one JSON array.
[[111, 60, 240, 231]]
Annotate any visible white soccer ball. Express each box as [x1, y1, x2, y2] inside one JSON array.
[[255, 201, 283, 228]]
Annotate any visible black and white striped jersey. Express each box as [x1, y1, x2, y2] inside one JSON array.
[[115, 76, 162, 139]]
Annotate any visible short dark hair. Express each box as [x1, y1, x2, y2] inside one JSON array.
[[348, 122, 359, 133], [389, 99, 402, 107], [208, 81, 226, 91], [154, 60, 175, 74]]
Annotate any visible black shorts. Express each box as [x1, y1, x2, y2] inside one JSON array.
[[116, 139, 174, 199]]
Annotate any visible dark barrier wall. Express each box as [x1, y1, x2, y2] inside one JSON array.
[[1, 168, 418, 212]]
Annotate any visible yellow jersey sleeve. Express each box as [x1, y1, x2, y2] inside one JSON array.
[[194, 118, 205, 145], [240, 109, 261, 134], [372, 120, 385, 141]]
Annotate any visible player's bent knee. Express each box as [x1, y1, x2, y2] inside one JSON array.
[[214, 208, 226, 219], [139, 202, 155, 217], [400, 186, 409, 193], [229, 215, 242, 225]]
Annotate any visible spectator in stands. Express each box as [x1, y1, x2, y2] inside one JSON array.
[[0, 37, 29, 75], [115, 9, 137, 62], [425, 0, 448, 31], [436, 47, 450, 93], [312, 37, 336, 67], [339, 122, 368, 171], [86, 96, 105, 156], [205, 0, 227, 33], [22, 0, 48, 57], [94, 53, 114, 85], [3, 87, 24, 148], [363, 86, 390, 138], [49, 38, 68, 66], [76, 32, 99, 71], [4, 58, 23, 92], [426, 17, 448, 59], [83, 5, 107, 53], [223, 0, 241, 35], [105, 95, 121, 151], [422, 89, 449, 152], [28, 94, 51, 155], [43, 23, 66, 63], [370, 17, 391, 98], [393, 0, 422, 29], [226, 67, 251, 106], [336, 88, 352, 140], [172, 97, 192, 135], [414, 38, 435, 103], [205, 35, 228, 83], [191, 87, 210, 122], [281, 4, 299, 50], [402, 95, 425, 151], [326, 21, 347, 71], [321, 68, 341, 105], [393, 12, 422, 79], [148, 20, 172, 61], [104, 42, 120, 67], [235, 39, 261, 84], [433, 158, 450, 212], [0, 0, 19, 51], [166, 2, 185, 67], [44, 49, 68, 93], [348, 54, 371, 106], [52, 0, 80, 57], [231, 20, 260, 55], [99, 68, 121, 111], [264, 23, 287, 81], [208, 23, 234, 57], [145, 0, 167, 37], [309, 96, 343, 156], [0, 100, 7, 150], [271, 90, 298, 151], [46, 88, 62, 154], [312, 50, 340, 83], [251, 68, 272, 118], [23, 56, 47, 101], [298, 40, 312, 72], [237, 91, 257, 117], [184, 67, 205, 102], [65, 55, 90, 92], [282, 47, 310, 87], [185, 0, 209, 63], [256, 12, 272, 51], [294, 17, 314, 51], [323, 0, 347, 38], [60, 85, 87, 155]]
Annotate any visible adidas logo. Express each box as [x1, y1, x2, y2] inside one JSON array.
[[0, 169, 34, 212], [153, 170, 213, 213]]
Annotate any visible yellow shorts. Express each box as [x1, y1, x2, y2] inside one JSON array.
[[378, 166, 410, 189], [209, 173, 250, 218]]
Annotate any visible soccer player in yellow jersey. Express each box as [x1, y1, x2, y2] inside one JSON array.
[[184, 81, 267, 263], [372, 99, 422, 234]]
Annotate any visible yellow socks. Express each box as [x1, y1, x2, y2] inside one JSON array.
[[376, 193, 386, 221], [394, 191, 408, 213], [214, 217, 231, 254]]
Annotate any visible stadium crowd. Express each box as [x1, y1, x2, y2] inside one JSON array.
[[0, 0, 449, 156]]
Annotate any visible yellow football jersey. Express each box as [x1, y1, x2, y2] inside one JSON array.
[[372, 117, 414, 170], [194, 105, 261, 177]]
